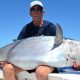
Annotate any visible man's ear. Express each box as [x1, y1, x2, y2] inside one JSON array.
[[29, 11, 32, 16], [42, 10, 45, 15], [43, 10, 45, 13]]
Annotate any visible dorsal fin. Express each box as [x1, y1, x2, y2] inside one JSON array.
[[51, 23, 63, 49]]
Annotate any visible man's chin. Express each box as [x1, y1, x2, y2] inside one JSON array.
[[34, 19, 41, 21]]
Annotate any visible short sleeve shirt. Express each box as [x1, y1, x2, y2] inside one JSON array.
[[17, 20, 56, 40]]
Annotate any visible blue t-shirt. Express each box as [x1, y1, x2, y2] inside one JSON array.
[[17, 20, 56, 40]]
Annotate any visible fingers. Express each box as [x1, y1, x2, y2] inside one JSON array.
[[72, 62, 80, 70], [0, 61, 9, 68]]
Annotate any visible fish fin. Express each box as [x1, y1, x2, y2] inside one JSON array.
[[51, 23, 63, 49]]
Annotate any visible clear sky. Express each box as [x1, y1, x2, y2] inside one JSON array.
[[0, 0, 80, 47]]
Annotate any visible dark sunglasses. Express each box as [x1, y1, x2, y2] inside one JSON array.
[[30, 7, 43, 12]]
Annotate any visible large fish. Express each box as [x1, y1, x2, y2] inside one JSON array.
[[0, 24, 80, 70]]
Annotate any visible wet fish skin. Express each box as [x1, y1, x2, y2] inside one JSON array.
[[0, 24, 80, 70]]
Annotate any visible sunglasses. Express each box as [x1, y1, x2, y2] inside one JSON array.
[[30, 7, 43, 12]]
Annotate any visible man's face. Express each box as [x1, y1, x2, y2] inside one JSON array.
[[30, 5, 44, 21]]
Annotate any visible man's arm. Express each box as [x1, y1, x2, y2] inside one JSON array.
[[17, 25, 27, 40], [49, 23, 56, 36]]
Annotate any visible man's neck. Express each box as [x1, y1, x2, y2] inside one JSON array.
[[33, 20, 43, 27]]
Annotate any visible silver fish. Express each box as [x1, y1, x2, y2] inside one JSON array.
[[0, 24, 80, 70]]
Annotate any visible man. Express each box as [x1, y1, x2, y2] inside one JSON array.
[[3, 1, 58, 80], [2, 0, 80, 80]]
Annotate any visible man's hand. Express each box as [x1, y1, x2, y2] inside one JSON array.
[[0, 61, 4, 67], [72, 62, 80, 70]]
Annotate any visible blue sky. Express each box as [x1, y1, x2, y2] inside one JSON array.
[[0, 0, 80, 47]]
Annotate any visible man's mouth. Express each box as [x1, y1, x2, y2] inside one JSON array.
[[34, 16, 40, 19]]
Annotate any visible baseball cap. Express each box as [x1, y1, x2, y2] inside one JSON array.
[[30, 1, 43, 8]]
